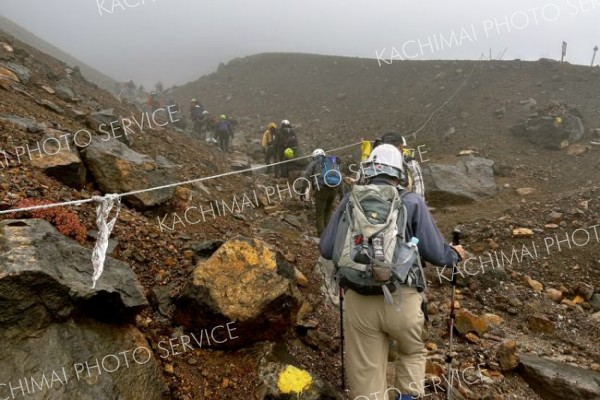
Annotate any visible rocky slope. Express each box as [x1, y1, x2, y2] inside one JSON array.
[[1, 29, 599, 400]]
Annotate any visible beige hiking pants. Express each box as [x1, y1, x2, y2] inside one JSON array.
[[345, 286, 427, 400]]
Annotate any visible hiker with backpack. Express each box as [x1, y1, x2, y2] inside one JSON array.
[[274, 120, 297, 178], [319, 144, 465, 400], [262, 122, 278, 173], [190, 103, 205, 139], [215, 114, 234, 153], [299, 148, 342, 236]]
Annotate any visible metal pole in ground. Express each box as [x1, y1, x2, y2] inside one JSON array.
[[340, 286, 346, 391], [445, 230, 461, 400], [592, 46, 598, 67]]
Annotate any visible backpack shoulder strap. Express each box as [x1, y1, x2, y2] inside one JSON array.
[[395, 189, 409, 243]]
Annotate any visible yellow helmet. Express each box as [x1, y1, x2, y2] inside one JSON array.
[[267, 122, 277, 130], [283, 148, 295, 159], [220, 114, 227, 120]]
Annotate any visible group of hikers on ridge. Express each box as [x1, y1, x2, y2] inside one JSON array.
[[189, 98, 234, 153]]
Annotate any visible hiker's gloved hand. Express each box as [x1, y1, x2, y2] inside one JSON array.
[[451, 245, 466, 261]]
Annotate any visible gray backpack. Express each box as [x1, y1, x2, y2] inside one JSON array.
[[331, 184, 426, 303]]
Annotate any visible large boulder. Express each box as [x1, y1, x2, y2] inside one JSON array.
[[30, 130, 87, 189], [175, 237, 303, 347], [0, 219, 165, 399], [0, 319, 166, 400], [81, 138, 175, 209], [0, 61, 30, 83], [517, 354, 600, 400], [422, 157, 498, 205], [0, 219, 147, 329], [510, 102, 585, 149]]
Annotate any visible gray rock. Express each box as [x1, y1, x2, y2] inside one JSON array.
[[0, 318, 166, 400], [517, 354, 600, 400], [55, 80, 76, 102], [511, 115, 585, 149], [0, 219, 147, 330], [30, 130, 87, 189], [149, 283, 175, 317], [188, 240, 224, 258], [155, 155, 179, 169], [0, 61, 30, 83], [0, 114, 43, 132], [313, 256, 339, 308], [81, 138, 175, 209], [563, 116, 585, 143], [520, 97, 537, 111], [590, 294, 600, 311], [86, 109, 131, 146], [38, 99, 64, 114], [422, 157, 498, 205]]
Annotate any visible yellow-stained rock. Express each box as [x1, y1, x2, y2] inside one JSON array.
[[529, 314, 555, 333], [175, 237, 302, 345], [497, 340, 519, 371], [455, 309, 490, 336], [481, 313, 504, 326], [513, 228, 534, 238], [545, 288, 563, 303], [526, 276, 544, 292], [294, 267, 308, 287]]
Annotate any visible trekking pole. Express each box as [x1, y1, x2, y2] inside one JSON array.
[[339, 286, 346, 391], [445, 229, 460, 400]]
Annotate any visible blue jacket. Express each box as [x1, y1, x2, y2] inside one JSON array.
[[319, 180, 458, 268]]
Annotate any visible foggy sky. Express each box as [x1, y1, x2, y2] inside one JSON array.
[[1, 0, 599, 87]]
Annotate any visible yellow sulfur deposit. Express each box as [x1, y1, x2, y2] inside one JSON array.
[[277, 365, 313, 394]]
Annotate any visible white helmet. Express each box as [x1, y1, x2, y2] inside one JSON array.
[[362, 144, 404, 180], [202, 110, 209, 116], [280, 119, 291, 128], [312, 148, 325, 158]]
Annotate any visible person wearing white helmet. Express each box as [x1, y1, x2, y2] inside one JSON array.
[[299, 148, 341, 235], [379, 132, 425, 200], [319, 144, 465, 400]]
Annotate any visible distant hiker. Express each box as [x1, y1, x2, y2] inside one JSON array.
[[299, 149, 342, 236], [262, 122, 278, 173], [191, 104, 205, 139], [216, 114, 234, 153], [274, 120, 297, 178], [319, 144, 465, 400], [189, 98, 204, 114]]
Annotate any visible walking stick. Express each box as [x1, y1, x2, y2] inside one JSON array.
[[339, 286, 346, 391], [445, 230, 460, 400]]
